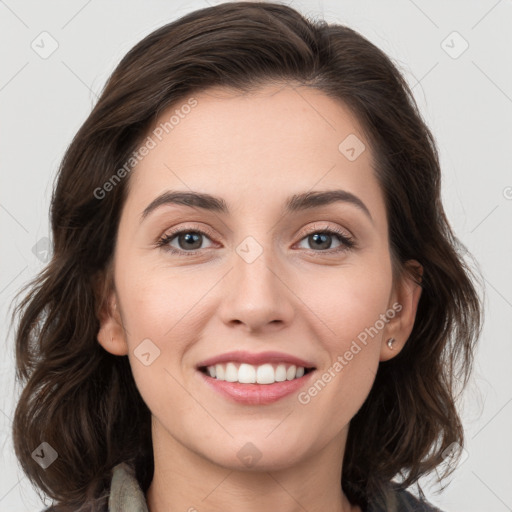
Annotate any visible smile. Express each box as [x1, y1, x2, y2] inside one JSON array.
[[199, 362, 314, 384], [197, 365, 317, 405]]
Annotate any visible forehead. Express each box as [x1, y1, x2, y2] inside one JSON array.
[[145, 83, 369, 162], [123, 83, 384, 223]]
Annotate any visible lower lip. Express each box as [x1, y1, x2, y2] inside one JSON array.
[[197, 369, 316, 405]]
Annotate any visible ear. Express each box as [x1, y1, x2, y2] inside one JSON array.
[[94, 268, 129, 357], [380, 259, 423, 362]]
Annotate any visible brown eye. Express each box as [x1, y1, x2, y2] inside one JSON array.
[[156, 226, 216, 255], [174, 231, 204, 251], [296, 228, 355, 253]]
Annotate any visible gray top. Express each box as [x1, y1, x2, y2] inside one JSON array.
[[108, 462, 149, 512]]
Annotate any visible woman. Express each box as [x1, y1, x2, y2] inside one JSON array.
[[11, 2, 482, 511]]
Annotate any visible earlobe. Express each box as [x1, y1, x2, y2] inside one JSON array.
[[380, 260, 423, 362], [97, 295, 129, 356], [97, 327, 129, 356], [386, 337, 396, 350]]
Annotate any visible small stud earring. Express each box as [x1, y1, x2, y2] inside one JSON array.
[[387, 337, 396, 350]]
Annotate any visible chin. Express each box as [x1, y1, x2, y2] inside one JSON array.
[[199, 436, 312, 472]]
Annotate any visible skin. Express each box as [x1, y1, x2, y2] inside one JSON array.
[[97, 83, 422, 512]]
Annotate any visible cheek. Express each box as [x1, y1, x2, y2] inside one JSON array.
[[114, 260, 191, 393], [301, 256, 392, 343], [295, 266, 391, 429], [117, 250, 203, 340]]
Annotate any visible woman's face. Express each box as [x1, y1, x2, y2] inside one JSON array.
[[99, 84, 421, 471]]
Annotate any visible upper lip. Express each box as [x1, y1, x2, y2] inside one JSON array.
[[196, 350, 316, 369]]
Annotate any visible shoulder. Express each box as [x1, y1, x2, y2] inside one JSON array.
[[393, 486, 445, 512], [366, 484, 445, 512], [39, 462, 145, 512], [108, 461, 149, 511]]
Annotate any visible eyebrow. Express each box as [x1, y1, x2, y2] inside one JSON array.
[[140, 189, 373, 224]]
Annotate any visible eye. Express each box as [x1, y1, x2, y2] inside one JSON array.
[[156, 225, 216, 255], [295, 224, 355, 254], [155, 222, 356, 256]]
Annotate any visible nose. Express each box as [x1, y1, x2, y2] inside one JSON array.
[[216, 241, 296, 333]]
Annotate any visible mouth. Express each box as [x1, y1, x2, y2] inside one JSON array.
[[194, 350, 317, 404], [196, 363, 317, 405], [197, 362, 316, 385]]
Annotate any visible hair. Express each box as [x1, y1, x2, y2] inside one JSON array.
[[10, 2, 483, 511]]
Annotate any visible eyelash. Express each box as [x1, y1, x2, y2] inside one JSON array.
[[155, 223, 356, 257]]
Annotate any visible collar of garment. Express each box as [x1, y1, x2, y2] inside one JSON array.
[[109, 462, 149, 512]]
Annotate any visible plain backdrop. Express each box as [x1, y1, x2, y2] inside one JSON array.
[[1, 1, 511, 511]]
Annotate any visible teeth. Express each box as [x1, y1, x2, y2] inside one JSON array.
[[225, 362, 238, 382], [204, 362, 308, 384]]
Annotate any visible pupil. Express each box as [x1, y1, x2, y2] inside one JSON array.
[[311, 233, 331, 250], [180, 232, 201, 250]]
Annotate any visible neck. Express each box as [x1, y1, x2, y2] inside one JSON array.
[[145, 419, 359, 512]]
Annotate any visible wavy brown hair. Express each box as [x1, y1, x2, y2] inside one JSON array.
[[10, 2, 483, 511]]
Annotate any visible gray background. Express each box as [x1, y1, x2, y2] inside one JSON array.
[[1, 1, 511, 510]]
